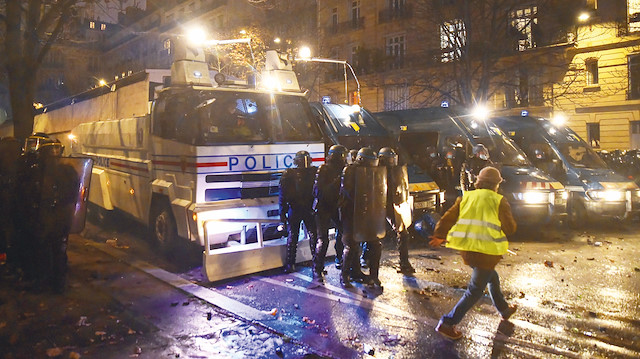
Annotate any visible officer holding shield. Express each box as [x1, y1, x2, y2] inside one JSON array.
[[339, 147, 387, 288], [378, 147, 415, 274], [312, 145, 347, 282], [279, 151, 318, 273]]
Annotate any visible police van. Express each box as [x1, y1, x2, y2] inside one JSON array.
[[35, 42, 326, 281], [310, 102, 444, 216], [493, 114, 640, 226], [374, 106, 567, 226]]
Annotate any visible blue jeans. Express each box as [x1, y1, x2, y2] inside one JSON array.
[[441, 267, 509, 325]]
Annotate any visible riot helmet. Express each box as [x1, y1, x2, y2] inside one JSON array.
[[327, 145, 347, 165], [378, 147, 398, 167], [293, 150, 312, 168], [355, 147, 378, 167], [346, 149, 358, 165], [39, 139, 64, 158], [24, 133, 50, 153], [473, 144, 490, 161]]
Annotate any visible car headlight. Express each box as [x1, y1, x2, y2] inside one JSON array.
[[514, 191, 552, 204], [586, 190, 625, 201]]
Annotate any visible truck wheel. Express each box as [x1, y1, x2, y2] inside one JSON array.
[[150, 201, 178, 251], [87, 203, 111, 227], [568, 200, 587, 229]]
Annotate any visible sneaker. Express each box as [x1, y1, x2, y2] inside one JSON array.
[[501, 304, 518, 321], [435, 320, 463, 340]]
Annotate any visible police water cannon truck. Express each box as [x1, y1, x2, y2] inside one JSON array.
[[36, 37, 327, 282]]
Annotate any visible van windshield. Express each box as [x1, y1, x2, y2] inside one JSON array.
[[462, 120, 530, 167], [541, 122, 607, 168], [322, 104, 388, 136], [155, 90, 323, 145]]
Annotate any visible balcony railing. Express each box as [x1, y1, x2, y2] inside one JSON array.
[[379, 4, 413, 24], [326, 17, 365, 34]]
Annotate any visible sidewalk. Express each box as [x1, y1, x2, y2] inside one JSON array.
[[0, 235, 325, 359]]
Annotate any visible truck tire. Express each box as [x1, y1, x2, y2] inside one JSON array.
[[150, 199, 178, 252], [87, 203, 111, 227], [568, 200, 587, 229]]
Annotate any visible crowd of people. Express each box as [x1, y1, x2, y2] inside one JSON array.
[[279, 145, 416, 289]]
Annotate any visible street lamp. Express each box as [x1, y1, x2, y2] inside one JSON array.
[[295, 46, 361, 105], [578, 12, 590, 22]]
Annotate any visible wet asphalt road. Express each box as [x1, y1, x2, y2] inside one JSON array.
[[3, 216, 639, 358]]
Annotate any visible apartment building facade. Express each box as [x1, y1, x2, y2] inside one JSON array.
[[316, 0, 640, 150]]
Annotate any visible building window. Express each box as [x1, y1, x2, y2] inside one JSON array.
[[163, 39, 172, 55], [89, 21, 95, 29], [629, 54, 640, 99], [586, 59, 599, 85], [509, 6, 538, 51], [386, 34, 405, 70], [630, 121, 640, 149], [351, 1, 362, 28], [389, 0, 405, 11], [440, 19, 466, 62], [630, 0, 640, 32], [331, 7, 338, 33], [100, 23, 106, 31], [587, 123, 600, 148], [384, 84, 409, 111]]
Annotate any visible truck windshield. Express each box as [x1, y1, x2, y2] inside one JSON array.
[[462, 120, 530, 167], [322, 104, 388, 136], [162, 91, 322, 145], [541, 122, 607, 168]]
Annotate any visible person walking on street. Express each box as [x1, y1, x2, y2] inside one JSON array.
[[279, 151, 318, 273], [312, 145, 347, 282], [429, 166, 518, 340]]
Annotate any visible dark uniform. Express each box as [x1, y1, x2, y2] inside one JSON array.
[[0, 137, 22, 263], [379, 147, 415, 275], [14, 137, 79, 292], [462, 144, 491, 191], [279, 151, 318, 273], [312, 145, 347, 282], [339, 147, 386, 288]]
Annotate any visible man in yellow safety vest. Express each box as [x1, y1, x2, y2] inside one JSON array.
[[429, 166, 518, 340]]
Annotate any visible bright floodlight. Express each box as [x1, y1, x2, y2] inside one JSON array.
[[551, 113, 567, 127], [186, 26, 207, 46], [472, 104, 490, 121], [98, 79, 107, 86], [578, 12, 590, 22], [298, 46, 312, 60], [351, 104, 361, 113], [274, 37, 281, 44]]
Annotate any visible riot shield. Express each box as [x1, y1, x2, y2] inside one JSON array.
[[50, 157, 93, 234], [353, 166, 387, 242], [391, 165, 412, 230]]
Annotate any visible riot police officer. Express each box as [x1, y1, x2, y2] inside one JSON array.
[[379, 147, 415, 275], [462, 144, 491, 191], [0, 137, 22, 264], [312, 145, 347, 282], [279, 151, 318, 273], [14, 136, 80, 292], [339, 147, 387, 288]]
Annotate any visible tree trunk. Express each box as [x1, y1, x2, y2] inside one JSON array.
[[9, 69, 37, 141]]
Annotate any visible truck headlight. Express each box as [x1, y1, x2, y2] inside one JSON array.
[[586, 190, 625, 201], [514, 191, 551, 204]]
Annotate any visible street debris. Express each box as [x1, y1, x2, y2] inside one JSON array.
[[519, 291, 526, 298], [69, 351, 81, 359], [207, 312, 213, 320], [293, 304, 299, 309], [587, 257, 595, 261], [267, 308, 278, 316], [634, 267, 640, 272], [594, 241, 602, 247], [302, 316, 316, 324], [418, 254, 441, 260], [382, 334, 402, 346], [285, 278, 294, 282], [105, 238, 129, 249], [77, 316, 91, 327], [275, 346, 284, 357], [544, 260, 554, 268], [363, 344, 375, 356], [46, 347, 63, 357]]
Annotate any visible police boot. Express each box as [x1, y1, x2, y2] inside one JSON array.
[[397, 231, 415, 274], [284, 239, 298, 273]]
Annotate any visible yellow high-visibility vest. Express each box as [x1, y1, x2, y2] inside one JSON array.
[[446, 189, 509, 255]]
